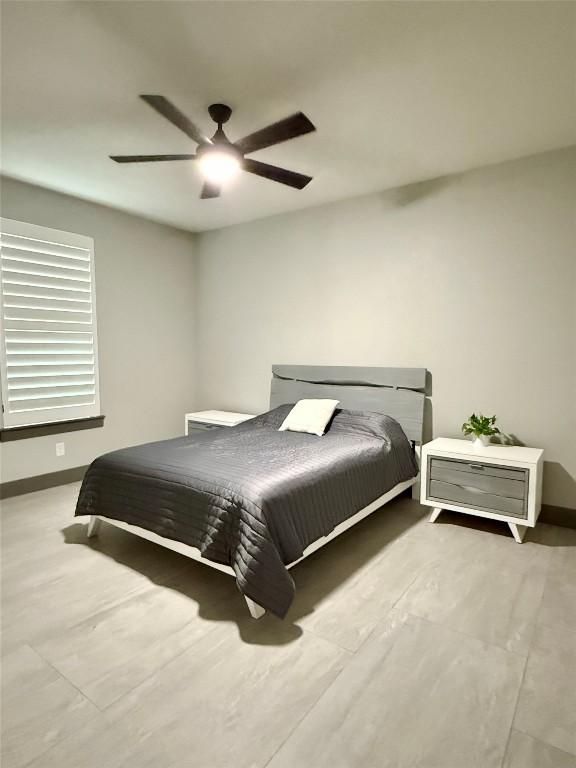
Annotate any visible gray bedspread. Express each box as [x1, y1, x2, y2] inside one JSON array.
[[75, 406, 418, 617]]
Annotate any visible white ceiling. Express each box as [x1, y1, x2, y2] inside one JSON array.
[[1, 1, 575, 233]]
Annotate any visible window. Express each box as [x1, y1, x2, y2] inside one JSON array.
[[0, 218, 100, 429]]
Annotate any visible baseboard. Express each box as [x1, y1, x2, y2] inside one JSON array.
[[0, 466, 88, 499], [539, 504, 576, 530], [1, 470, 575, 531]]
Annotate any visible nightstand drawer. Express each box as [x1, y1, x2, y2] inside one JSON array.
[[428, 479, 527, 518], [430, 457, 525, 482], [429, 458, 527, 499], [187, 421, 222, 432]]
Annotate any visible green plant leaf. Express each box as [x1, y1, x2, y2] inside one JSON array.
[[462, 412, 499, 436]]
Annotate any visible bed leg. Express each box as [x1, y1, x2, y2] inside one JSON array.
[[87, 516, 101, 538], [244, 597, 265, 619]]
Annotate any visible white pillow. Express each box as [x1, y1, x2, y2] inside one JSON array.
[[279, 399, 340, 437]]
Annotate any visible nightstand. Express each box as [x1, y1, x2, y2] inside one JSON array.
[[185, 410, 255, 436], [420, 438, 543, 543]]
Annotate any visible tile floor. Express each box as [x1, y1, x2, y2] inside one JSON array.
[[1, 483, 575, 768]]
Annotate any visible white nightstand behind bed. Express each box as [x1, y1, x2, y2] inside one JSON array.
[[421, 438, 543, 543], [185, 410, 255, 436]]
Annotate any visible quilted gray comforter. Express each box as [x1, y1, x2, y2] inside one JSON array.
[[75, 406, 418, 617]]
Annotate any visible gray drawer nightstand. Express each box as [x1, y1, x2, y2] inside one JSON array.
[[185, 410, 255, 435], [420, 438, 543, 543]]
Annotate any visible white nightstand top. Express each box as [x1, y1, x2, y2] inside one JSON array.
[[185, 410, 255, 427], [423, 437, 543, 465]]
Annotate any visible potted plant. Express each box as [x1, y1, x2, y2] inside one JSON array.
[[461, 413, 500, 449]]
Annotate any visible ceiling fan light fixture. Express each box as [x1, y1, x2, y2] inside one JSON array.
[[197, 148, 241, 184]]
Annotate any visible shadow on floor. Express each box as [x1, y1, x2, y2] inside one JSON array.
[[61, 520, 303, 645], [285, 500, 426, 624], [60, 498, 426, 646], [433, 510, 576, 546], [433, 511, 513, 537]]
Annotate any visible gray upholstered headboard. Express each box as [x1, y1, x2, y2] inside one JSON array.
[[270, 365, 427, 444]]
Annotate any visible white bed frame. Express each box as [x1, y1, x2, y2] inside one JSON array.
[[86, 365, 427, 619], [87, 477, 416, 618]]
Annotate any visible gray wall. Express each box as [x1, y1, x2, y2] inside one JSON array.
[[0, 177, 196, 483], [195, 147, 576, 508], [3, 148, 575, 508]]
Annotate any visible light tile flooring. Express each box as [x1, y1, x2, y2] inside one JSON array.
[[1, 483, 575, 768]]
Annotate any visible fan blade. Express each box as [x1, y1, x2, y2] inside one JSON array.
[[110, 154, 196, 163], [200, 182, 221, 199], [140, 95, 208, 145], [242, 159, 312, 189], [235, 112, 315, 154]]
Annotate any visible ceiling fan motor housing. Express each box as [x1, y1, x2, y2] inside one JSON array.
[[202, 103, 243, 155]]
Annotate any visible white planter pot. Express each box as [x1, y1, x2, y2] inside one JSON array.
[[472, 434, 491, 449]]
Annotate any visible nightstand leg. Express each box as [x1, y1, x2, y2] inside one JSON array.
[[429, 507, 442, 523], [508, 523, 526, 543]]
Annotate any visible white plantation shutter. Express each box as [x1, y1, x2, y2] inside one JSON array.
[[0, 218, 100, 428]]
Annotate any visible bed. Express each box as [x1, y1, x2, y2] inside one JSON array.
[[76, 365, 427, 619]]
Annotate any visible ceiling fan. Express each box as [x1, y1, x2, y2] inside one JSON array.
[[110, 95, 316, 199]]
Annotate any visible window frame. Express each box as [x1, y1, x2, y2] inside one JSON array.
[[0, 217, 101, 430]]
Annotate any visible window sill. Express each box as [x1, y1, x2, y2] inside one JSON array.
[[0, 415, 105, 442]]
